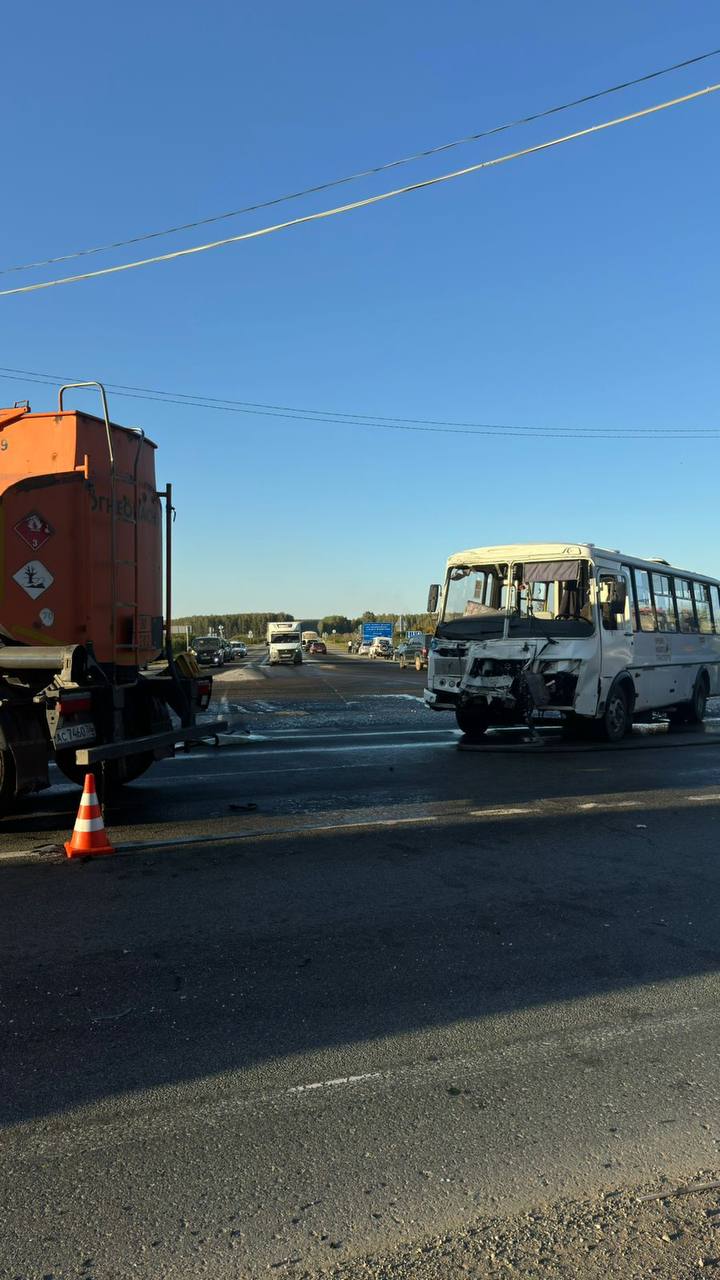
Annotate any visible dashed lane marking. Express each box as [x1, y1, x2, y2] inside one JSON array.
[[286, 1072, 383, 1095]]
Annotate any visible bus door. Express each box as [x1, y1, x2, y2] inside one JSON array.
[[597, 565, 634, 696]]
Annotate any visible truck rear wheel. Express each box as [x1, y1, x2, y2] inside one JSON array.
[[55, 697, 170, 789], [56, 752, 154, 789], [0, 748, 16, 814]]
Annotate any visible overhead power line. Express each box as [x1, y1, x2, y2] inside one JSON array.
[[2, 80, 712, 299], [3, 46, 719, 279], [2, 82, 718, 299], [0, 366, 717, 440]]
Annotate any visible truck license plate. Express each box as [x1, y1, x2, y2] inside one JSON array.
[[55, 722, 96, 747]]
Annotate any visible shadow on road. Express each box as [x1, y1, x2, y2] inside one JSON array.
[[1, 760, 720, 1125]]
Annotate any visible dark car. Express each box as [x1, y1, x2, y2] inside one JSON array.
[[308, 640, 327, 655], [192, 636, 225, 667], [396, 634, 434, 671]]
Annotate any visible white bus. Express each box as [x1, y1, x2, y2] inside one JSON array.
[[425, 542, 720, 741]]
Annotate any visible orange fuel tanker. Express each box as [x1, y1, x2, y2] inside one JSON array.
[[0, 381, 224, 808]]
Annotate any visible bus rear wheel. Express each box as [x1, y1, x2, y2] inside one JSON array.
[[455, 704, 490, 739], [671, 674, 708, 727]]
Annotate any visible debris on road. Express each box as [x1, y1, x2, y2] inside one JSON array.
[[304, 1173, 720, 1279]]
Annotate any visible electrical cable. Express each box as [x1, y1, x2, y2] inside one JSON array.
[[0, 367, 717, 439], [3, 46, 719, 278], [1, 82, 718, 298]]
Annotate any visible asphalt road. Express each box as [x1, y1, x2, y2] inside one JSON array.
[[2, 650, 720, 1278]]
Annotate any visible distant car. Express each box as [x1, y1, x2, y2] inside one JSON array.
[[228, 641, 247, 659], [192, 636, 225, 667], [308, 640, 327, 655], [369, 637, 394, 660], [396, 634, 434, 671], [357, 640, 372, 656]]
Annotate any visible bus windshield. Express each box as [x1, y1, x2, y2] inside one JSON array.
[[438, 559, 594, 639]]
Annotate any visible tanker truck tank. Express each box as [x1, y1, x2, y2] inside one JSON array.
[[0, 382, 225, 809]]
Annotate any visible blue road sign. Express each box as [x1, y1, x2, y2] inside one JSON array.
[[362, 621, 393, 643], [406, 630, 423, 642]]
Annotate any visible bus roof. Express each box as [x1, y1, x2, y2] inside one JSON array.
[[445, 542, 720, 585]]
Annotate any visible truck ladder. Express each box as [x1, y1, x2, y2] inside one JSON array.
[[114, 432, 145, 664]]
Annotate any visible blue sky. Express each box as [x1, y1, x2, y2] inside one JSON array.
[[3, 1, 719, 617]]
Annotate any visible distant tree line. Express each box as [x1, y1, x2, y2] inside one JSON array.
[[173, 612, 295, 638], [317, 612, 436, 635], [174, 610, 437, 639]]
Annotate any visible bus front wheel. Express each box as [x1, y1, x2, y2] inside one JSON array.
[[455, 704, 490, 739], [600, 684, 631, 743]]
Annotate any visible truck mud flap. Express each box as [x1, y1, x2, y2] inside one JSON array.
[[0, 707, 50, 796]]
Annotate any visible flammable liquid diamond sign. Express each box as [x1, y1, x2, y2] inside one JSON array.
[[13, 511, 54, 552]]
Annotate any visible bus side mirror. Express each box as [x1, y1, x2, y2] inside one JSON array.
[[427, 584, 439, 613]]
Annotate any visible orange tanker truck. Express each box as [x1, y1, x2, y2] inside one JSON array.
[[0, 380, 224, 810]]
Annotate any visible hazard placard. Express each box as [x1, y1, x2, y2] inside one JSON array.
[[12, 560, 54, 600], [14, 511, 53, 552]]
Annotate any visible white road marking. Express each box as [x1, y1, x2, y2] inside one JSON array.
[[211, 667, 266, 683], [470, 807, 538, 818], [181, 740, 458, 759], [286, 1072, 382, 1095], [250, 728, 459, 741]]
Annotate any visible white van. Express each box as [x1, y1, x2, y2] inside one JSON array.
[[266, 621, 302, 666]]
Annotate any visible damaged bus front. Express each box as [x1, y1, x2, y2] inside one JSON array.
[[425, 544, 614, 739]]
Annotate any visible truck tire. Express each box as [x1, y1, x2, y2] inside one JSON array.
[[0, 748, 16, 814], [455, 704, 490, 739], [55, 697, 170, 789], [56, 749, 155, 790]]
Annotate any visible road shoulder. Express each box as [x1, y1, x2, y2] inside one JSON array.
[[307, 1174, 720, 1278]]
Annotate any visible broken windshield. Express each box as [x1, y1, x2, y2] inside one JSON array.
[[438, 560, 594, 639]]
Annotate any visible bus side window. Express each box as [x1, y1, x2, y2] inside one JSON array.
[[676, 578, 698, 632], [599, 574, 627, 630], [634, 569, 656, 631], [692, 582, 713, 634], [711, 585, 720, 634], [651, 573, 678, 632]]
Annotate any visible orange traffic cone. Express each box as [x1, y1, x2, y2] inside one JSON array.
[[65, 773, 115, 858]]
